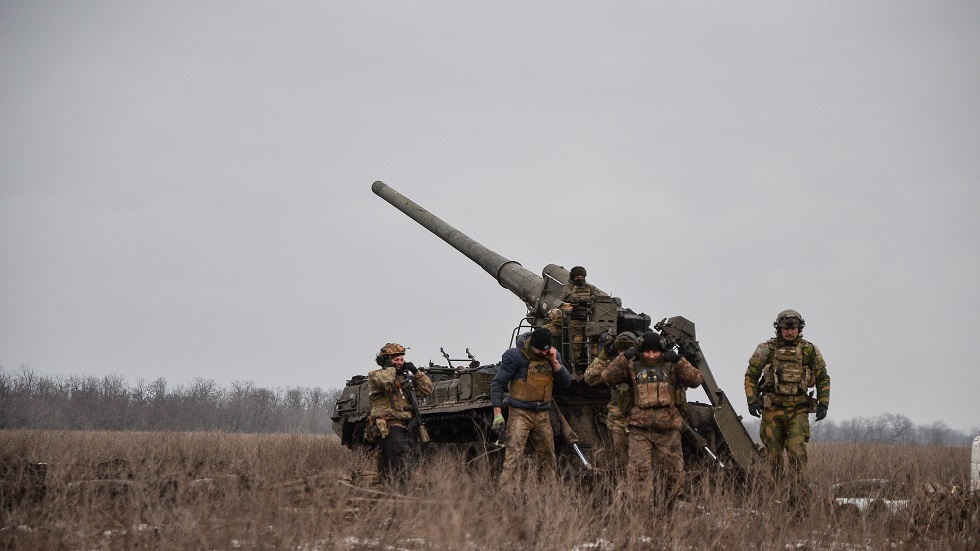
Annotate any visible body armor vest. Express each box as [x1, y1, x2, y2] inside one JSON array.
[[763, 341, 815, 396], [565, 284, 593, 320], [633, 362, 681, 408], [508, 353, 554, 402], [368, 368, 413, 420]]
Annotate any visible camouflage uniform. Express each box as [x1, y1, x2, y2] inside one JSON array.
[[490, 338, 571, 491], [367, 347, 433, 491], [744, 324, 829, 501], [543, 308, 564, 340], [559, 273, 608, 366], [602, 349, 703, 506], [584, 347, 629, 475]]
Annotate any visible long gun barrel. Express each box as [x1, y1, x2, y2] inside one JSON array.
[[372, 181, 563, 317]]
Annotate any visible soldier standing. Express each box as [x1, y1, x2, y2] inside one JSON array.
[[559, 266, 608, 368], [367, 342, 433, 491], [584, 332, 638, 477], [490, 327, 571, 490], [601, 332, 703, 509], [744, 310, 830, 504]]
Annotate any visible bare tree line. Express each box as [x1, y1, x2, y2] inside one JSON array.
[[0, 366, 342, 434], [3, 365, 975, 444], [743, 413, 977, 446]]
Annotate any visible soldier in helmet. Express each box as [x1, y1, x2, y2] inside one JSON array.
[[367, 342, 433, 491], [543, 307, 564, 337], [744, 310, 830, 505], [584, 331, 638, 477], [601, 332, 703, 509], [559, 266, 609, 368], [490, 327, 572, 491]]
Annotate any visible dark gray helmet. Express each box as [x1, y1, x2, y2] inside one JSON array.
[[613, 332, 638, 351], [774, 309, 805, 329]]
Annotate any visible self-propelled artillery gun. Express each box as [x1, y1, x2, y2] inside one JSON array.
[[331, 181, 761, 474]]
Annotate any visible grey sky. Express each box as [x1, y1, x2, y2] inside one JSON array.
[[2, 2, 978, 431]]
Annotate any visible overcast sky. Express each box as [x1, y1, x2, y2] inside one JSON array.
[[2, 2, 977, 432]]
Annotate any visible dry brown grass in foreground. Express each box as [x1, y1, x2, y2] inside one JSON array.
[[0, 431, 975, 550]]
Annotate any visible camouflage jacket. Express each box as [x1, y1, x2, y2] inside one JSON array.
[[367, 367, 433, 421], [585, 348, 631, 420], [559, 282, 608, 319], [584, 348, 614, 387], [744, 336, 829, 407], [601, 354, 703, 430]]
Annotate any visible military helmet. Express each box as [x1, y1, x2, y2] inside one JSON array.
[[548, 308, 563, 322], [379, 342, 407, 356], [570, 266, 587, 279], [774, 309, 805, 329], [613, 332, 638, 352]]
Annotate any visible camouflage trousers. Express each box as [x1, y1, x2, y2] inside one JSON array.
[[626, 426, 684, 507], [499, 407, 556, 491], [760, 403, 811, 500], [605, 404, 629, 477], [567, 320, 594, 367]]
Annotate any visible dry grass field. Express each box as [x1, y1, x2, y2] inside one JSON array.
[[0, 430, 975, 550]]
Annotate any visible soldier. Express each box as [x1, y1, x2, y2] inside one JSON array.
[[490, 327, 572, 490], [744, 310, 830, 505], [559, 266, 609, 368], [543, 307, 564, 338], [601, 332, 703, 509], [367, 342, 433, 491], [584, 332, 638, 477]]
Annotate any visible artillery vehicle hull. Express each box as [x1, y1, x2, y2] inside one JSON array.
[[332, 360, 723, 473], [331, 181, 760, 474]]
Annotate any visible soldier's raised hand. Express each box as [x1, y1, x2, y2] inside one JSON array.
[[815, 403, 828, 421], [404, 361, 418, 374]]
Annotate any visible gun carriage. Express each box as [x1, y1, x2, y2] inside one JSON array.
[[332, 181, 761, 474]]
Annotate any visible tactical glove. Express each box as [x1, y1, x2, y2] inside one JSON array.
[[404, 362, 418, 374], [815, 403, 828, 421], [624, 347, 638, 360], [748, 401, 762, 418], [492, 414, 505, 432], [663, 350, 680, 363]]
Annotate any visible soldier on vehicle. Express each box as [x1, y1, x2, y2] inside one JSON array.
[[543, 307, 564, 338], [601, 332, 703, 509], [744, 310, 830, 505], [490, 327, 572, 491], [367, 342, 433, 491], [584, 331, 638, 477], [559, 266, 609, 367]]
